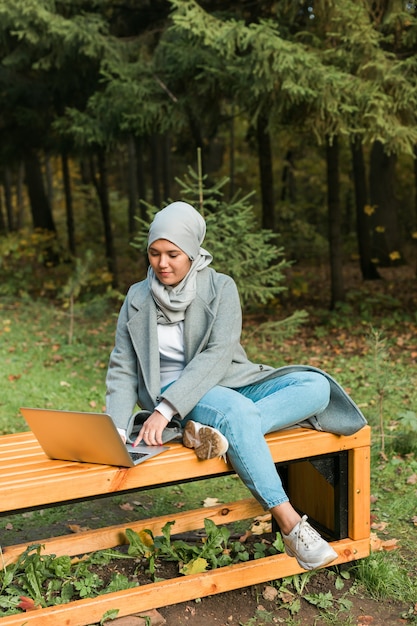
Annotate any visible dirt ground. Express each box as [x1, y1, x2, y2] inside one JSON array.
[[157, 581, 410, 626], [105, 566, 411, 625], [84, 531, 413, 626]]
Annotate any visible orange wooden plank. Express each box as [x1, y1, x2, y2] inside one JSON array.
[[1, 497, 264, 568], [0, 427, 371, 514], [348, 445, 371, 540], [0, 537, 370, 626], [0, 427, 371, 625]]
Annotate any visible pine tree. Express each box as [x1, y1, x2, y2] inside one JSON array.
[[132, 159, 292, 309]]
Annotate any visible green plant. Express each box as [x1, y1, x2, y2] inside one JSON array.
[[100, 609, 120, 624], [126, 519, 284, 582], [0, 545, 136, 615], [59, 250, 109, 345]]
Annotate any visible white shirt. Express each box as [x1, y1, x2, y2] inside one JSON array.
[[118, 321, 186, 437], [155, 322, 185, 421]]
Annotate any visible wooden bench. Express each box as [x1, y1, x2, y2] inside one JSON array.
[[0, 425, 371, 626]]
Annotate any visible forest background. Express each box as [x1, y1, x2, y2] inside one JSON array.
[[1, 0, 417, 308], [2, 2, 417, 623]]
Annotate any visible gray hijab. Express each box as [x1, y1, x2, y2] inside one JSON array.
[[147, 202, 212, 324]]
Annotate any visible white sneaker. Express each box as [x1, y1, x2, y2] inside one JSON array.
[[282, 515, 338, 570], [183, 420, 229, 461]]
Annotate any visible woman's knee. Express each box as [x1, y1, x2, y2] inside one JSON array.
[[303, 372, 331, 411], [189, 389, 259, 433]]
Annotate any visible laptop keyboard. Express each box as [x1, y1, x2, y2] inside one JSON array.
[[129, 452, 148, 462]]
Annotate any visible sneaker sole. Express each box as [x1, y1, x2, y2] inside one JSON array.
[[183, 422, 228, 460], [285, 544, 338, 570]]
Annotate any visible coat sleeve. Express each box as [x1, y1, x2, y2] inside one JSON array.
[[161, 274, 244, 418], [105, 294, 140, 431]]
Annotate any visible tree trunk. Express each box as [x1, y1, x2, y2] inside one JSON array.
[[150, 134, 161, 208], [280, 150, 296, 203], [135, 136, 148, 222], [256, 112, 275, 231], [61, 149, 76, 256], [90, 149, 118, 287], [0, 182, 6, 234], [369, 140, 403, 266], [44, 153, 54, 211], [326, 136, 345, 308], [127, 135, 138, 237], [4, 167, 14, 231], [24, 150, 56, 232], [350, 139, 381, 280], [229, 106, 235, 199], [414, 144, 417, 229], [16, 162, 25, 229], [161, 133, 171, 200]]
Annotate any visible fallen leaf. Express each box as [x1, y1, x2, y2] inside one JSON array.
[[203, 497, 220, 507], [278, 590, 295, 604], [250, 513, 272, 535], [412, 516, 417, 526], [370, 532, 383, 551], [262, 585, 278, 601], [119, 502, 134, 511], [406, 473, 417, 485], [381, 538, 400, 551], [250, 520, 272, 535], [68, 524, 90, 533], [17, 596, 40, 611], [180, 557, 208, 575], [70, 554, 89, 564], [254, 513, 272, 523], [239, 530, 252, 543], [8, 374, 21, 382], [371, 521, 388, 531], [370, 532, 400, 552], [357, 615, 374, 624]]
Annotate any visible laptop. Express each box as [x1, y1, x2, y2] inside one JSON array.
[[20, 407, 180, 467]]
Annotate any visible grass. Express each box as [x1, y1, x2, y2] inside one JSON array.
[[0, 295, 115, 434], [1, 279, 417, 621]]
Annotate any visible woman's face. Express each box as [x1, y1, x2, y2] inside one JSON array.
[[148, 239, 192, 287]]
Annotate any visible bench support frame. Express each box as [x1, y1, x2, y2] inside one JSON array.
[[0, 426, 371, 626]]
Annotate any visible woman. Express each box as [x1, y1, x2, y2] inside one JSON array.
[[106, 201, 366, 571]]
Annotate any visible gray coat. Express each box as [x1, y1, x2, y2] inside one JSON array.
[[106, 267, 367, 436]]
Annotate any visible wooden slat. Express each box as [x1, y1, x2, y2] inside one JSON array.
[[348, 445, 371, 540], [0, 426, 371, 625], [0, 537, 370, 626], [1, 497, 265, 568], [0, 427, 371, 514]]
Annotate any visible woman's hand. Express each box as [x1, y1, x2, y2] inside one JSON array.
[[135, 410, 168, 446]]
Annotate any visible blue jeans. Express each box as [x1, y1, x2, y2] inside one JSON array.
[[183, 372, 331, 510]]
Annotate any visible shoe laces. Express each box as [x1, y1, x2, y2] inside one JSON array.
[[295, 515, 321, 551]]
